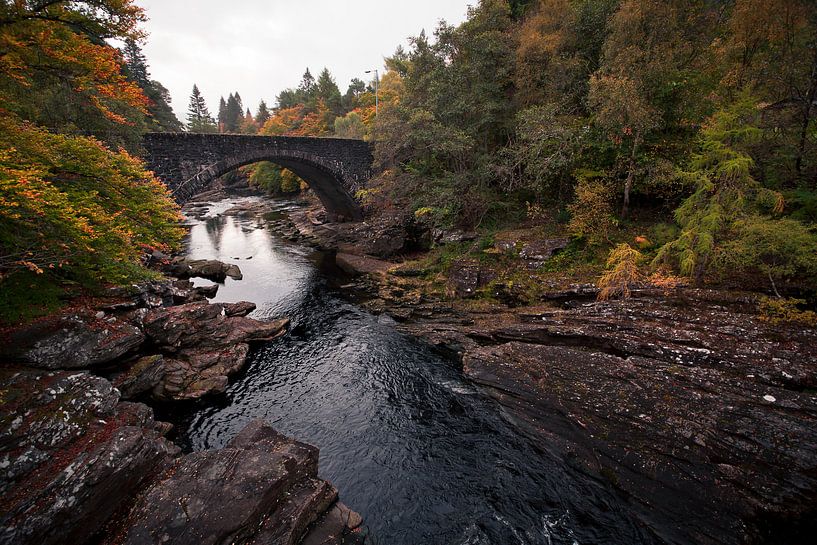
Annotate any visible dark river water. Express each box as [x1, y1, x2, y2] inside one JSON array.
[[167, 196, 660, 545]]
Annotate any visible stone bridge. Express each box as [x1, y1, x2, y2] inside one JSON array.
[[143, 133, 373, 220]]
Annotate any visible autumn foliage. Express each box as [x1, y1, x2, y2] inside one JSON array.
[[0, 1, 183, 319]]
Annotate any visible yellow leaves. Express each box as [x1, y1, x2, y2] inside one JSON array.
[[18, 261, 44, 275], [0, 112, 183, 282], [597, 243, 644, 301]]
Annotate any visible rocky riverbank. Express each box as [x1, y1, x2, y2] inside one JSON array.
[[282, 197, 817, 545], [0, 251, 366, 544]]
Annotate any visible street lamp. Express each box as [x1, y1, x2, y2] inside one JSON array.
[[365, 69, 379, 116]]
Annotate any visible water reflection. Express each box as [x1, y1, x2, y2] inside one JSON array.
[[170, 196, 660, 545]]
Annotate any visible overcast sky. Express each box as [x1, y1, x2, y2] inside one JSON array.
[[138, 1, 472, 121]]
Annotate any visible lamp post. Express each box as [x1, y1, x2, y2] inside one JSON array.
[[365, 69, 379, 116]]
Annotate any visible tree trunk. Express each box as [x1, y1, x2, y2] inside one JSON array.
[[795, 38, 817, 182], [621, 133, 641, 219]]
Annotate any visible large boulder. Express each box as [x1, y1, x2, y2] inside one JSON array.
[[0, 368, 179, 545], [162, 257, 243, 283], [0, 311, 144, 370], [141, 302, 288, 400], [117, 419, 365, 545]]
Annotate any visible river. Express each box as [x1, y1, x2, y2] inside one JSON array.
[[166, 196, 661, 545]]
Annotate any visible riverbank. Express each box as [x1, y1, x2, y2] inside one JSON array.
[[283, 195, 817, 545], [0, 196, 367, 544]]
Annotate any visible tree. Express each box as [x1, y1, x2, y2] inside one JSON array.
[[315, 67, 342, 115], [334, 111, 366, 139], [186, 84, 217, 133], [240, 108, 258, 134], [0, 114, 183, 288], [122, 39, 182, 132], [298, 68, 316, 102], [588, 74, 658, 218], [217, 97, 228, 132], [0, 0, 151, 150], [255, 100, 271, 125], [223, 93, 244, 132]]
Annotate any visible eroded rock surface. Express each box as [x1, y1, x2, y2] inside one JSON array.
[[162, 257, 243, 282], [0, 369, 179, 545], [0, 311, 144, 370], [141, 302, 288, 400], [453, 292, 817, 545], [117, 419, 365, 545]]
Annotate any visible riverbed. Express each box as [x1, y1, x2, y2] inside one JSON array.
[[166, 196, 660, 545]]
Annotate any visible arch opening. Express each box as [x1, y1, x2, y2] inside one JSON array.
[[200, 152, 363, 222]]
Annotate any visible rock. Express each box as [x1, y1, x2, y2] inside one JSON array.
[[0, 368, 179, 545], [0, 311, 144, 369], [152, 344, 249, 400], [162, 257, 243, 282], [461, 292, 817, 545], [365, 223, 407, 258], [223, 301, 256, 317], [143, 302, 287, 351], [301, 502, 367, 545], [112, 354, 167, 399], [336, 252, 393, 276], [445, 259, 494, 299], [118, 419, 365, 545], [142, 302, 288, 400]]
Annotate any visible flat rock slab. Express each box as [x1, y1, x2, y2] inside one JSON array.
[[463, 293, 817, 545], [335, 252, 393, 276], [0, 311, 144, 369]]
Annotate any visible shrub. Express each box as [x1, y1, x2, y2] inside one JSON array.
[[568, 171, 615, 245], [597, 243, 643, 300]]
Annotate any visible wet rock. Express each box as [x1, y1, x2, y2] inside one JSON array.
[[153, 344, 249, 400], [0, 311, 144, 369], [112, 354, 166, 399], [223, 300, 256, 317], [142, 302, 288, 400], [143, 302, 287, 350], [118, 419, 365, 545], [224, 200, 273, 217], [461, 293, 817, 545], [0, 368, 179, 545], [162, 257, 243, 283]]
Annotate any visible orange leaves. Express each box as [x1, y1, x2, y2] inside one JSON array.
[[0, 113, 183, 283], [0, 6, 149, 131]]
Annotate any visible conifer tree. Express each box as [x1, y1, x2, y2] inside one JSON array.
[[186, 84, 217, 133], [121, 38, 182, 132], [217, 97, 227, 132], [255, 100, 271, 126], [316, 67, 342, 115], [224, 92, 244, 132]]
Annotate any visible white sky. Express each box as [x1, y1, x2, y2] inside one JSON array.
[[138, 0, 473, 120]]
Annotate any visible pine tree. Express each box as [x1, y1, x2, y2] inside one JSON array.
[[224, 92, 243, 132], [316, 67, 342, 115], [255, 100, 271, 126], [121, 39, 182, 132], [122, 38, 149, 86], [217, 97, 227, 132], [186, 84, 217, 133]]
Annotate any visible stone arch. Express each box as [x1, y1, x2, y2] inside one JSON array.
[[142, 134, 373, 221]]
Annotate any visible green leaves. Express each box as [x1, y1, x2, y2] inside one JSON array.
[[0, 114, 184, 286]]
